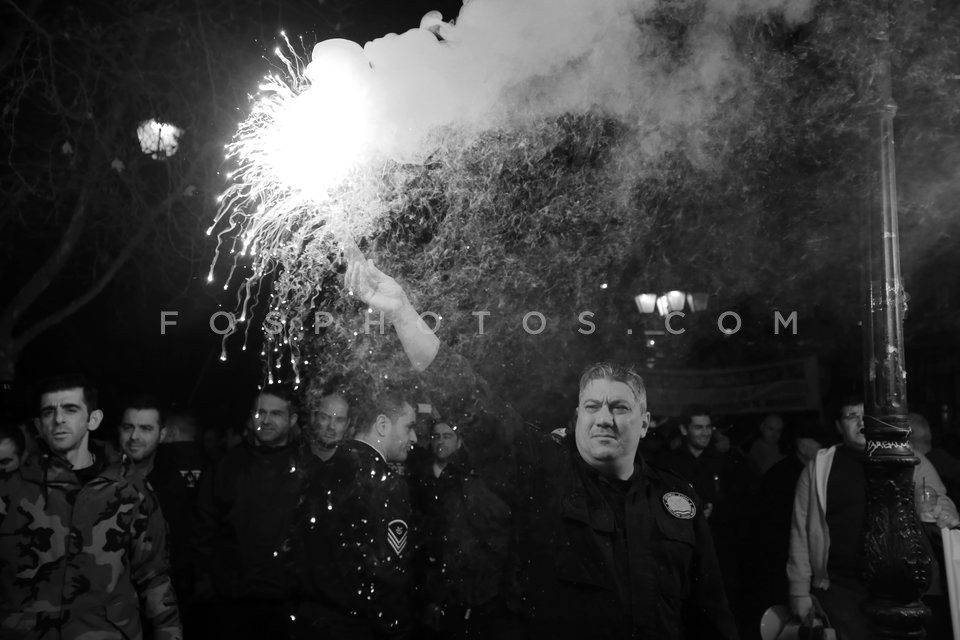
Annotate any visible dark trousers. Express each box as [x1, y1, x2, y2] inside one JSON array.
[[424, 599, 521, 640], [208, 600, 293, 640], [814, 578, 870, 640], [293, 601, 408, 640]]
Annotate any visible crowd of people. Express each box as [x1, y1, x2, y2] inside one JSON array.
[[2, 260, 959, 640]]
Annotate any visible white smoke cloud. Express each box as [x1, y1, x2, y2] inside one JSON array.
[[305, 0, 814, 163], [212, 0, 816, 370]]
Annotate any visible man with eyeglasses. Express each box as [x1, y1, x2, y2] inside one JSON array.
[[787, 395, 959, 640], [304, 390, 351, 463]]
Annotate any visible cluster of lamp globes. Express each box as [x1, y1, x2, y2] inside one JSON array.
[[635, 291, 710, 316]]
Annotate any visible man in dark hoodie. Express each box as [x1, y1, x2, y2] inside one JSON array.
[[193, 383, 302, 639], [0, 375, 181, 639]]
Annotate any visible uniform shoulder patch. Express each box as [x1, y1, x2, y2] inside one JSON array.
[[179, 469, 202, 488], [387, 519, 408, 557], [662, 492, 696, 519]]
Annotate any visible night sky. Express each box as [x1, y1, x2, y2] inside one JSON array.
[[5, 0, 467, 427], [3, 0, 959, 432]]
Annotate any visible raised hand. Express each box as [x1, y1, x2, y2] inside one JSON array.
[[343, 254, 439, 371], [346, 258, 409, 319]]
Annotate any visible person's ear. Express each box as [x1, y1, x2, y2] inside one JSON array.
[[680, 424, 688, 437], [290, 413, 298, 428], [375, 414, 390, 437], [639, 412, 651, 439], [88, 409, 104, 432]]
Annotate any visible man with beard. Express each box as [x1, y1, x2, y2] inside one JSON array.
[[118, 395, 165, 476], [120, 401, 204, 628], [193, 384, 302, 640]]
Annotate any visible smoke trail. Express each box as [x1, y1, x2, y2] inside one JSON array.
[[353, 0, 813, 161], [211, 0, 814, 379]]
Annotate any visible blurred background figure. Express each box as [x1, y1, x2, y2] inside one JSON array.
[[304, 391, 352, 463], [410, 418, 512, 640], [910, 411, 960, 504], [0, 422, 25, 473], [744, 418, 828, 632], [744, 414, 786, 477], [154, 407, 205, 628], [659, 405, 751, 634]]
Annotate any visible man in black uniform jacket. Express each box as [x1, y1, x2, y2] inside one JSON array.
[[289, 386, 419, 640], [515, 366, 739, 639], [192, 384, 303, 639], [344, 257, 739, 640]]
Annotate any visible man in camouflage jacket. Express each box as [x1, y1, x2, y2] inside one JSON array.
[[0, 375, 181, 640]]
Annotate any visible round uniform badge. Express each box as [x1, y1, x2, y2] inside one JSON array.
[[662, 492, 696, 519]]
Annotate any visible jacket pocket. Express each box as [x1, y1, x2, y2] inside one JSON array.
[[555, 533, 615, 591], [653, 516, 696, 597]]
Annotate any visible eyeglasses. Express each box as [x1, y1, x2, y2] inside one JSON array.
[[842, 412, 864, 422], [431, 433, 457, 441]]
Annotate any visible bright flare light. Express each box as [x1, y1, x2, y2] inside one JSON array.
[[208, 38, 384, 381], [246, 40, 374, 204], [208, 0, 814, 377]]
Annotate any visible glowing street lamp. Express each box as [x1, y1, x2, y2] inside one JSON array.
[[686, 292, 709, 312], [635, 291, 708, 316], [635, 293, 657, 314], [665, 290, 685, 312]]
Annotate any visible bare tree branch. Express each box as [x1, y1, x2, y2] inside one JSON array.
[[0, 183, 90, 334], [12, 192, 187, 350]]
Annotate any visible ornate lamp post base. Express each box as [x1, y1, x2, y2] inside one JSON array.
[[862, 452, 932, 638]]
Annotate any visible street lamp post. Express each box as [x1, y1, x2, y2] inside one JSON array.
[[859, 3, 933, 637]]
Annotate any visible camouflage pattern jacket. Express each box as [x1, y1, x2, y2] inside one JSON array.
[[0, 443, 182, 640]]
